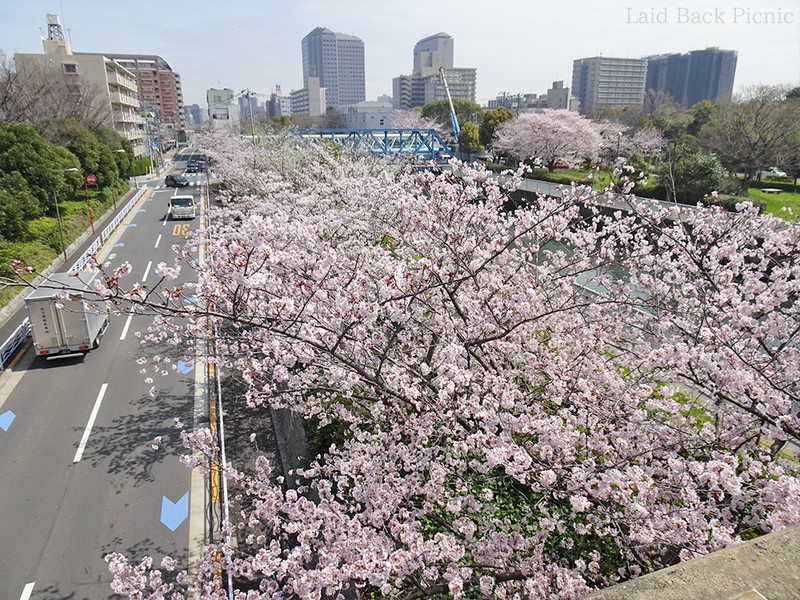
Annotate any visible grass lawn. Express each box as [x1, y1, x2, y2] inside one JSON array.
[[747, 187, 800, 220]]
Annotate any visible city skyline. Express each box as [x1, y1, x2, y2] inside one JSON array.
[[1, 0, 798, 108]]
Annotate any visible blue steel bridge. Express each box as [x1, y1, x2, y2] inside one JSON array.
[[291, 128, 454, 162]]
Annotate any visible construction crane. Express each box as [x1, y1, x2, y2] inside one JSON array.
[[439, 67, 460, 155]]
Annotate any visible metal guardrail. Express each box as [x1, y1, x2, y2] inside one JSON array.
[[0, 318, 32, 370], [67, 186, 147, 273], [0, 186, 147, 371]]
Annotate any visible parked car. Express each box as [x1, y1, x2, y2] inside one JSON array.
[[553, 161, 568, 169], [165, 174, 189, 187], [761, 167, 787, 178]]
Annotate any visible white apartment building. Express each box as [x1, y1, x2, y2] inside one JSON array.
[[290, 77, 327, 117], [14, 14, 145, 156]]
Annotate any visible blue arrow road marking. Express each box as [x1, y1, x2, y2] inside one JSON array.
[[0, 410, 16, 431], [115, 243, 125, 247], [160, 492, 189, 531], [176, 359, 195, 374], [128, 223, 138, 227], [139, 209, 147, 212]]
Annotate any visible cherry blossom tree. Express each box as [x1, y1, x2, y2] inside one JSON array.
[[391, 109, 449, 140], [493, 109, 604, 170], [599, 122, 664, 161], [11, 128, 799, 600]]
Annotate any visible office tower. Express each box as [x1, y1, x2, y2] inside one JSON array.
[[393, 32, 476, 110], [301, 27, 365, 109]]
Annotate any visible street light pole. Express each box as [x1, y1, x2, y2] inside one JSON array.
[[53, 188, 67, 263], [83, 176, 95, 234], [53, 167, 78, 264], [241, 89, 257, 169]]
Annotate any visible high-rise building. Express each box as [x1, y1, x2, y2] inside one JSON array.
[[14, 14, 145, 156], [645, 47, 737, 108], [301, 27, 365, 109], [105, 54, 185, 132], [392, 32, 476, 110], [571, 56, 648, 117], [413, 32, 454, 74]]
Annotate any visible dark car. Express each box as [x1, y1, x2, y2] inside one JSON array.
[[165, 174, 189, 187], [186, 161, 199, 173]]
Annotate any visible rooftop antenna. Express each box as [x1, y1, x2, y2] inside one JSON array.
[[59, 0, 72, 46]]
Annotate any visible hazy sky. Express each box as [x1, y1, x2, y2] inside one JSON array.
[[2, 0, 799, 107]]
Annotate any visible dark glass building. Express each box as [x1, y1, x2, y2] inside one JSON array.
[[645, 47, 737, 108]]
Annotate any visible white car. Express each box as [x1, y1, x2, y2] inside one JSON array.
[[761, 167, 787, 178]]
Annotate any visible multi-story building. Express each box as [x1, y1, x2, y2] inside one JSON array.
[[238, 94, 262, 123], [184, 104, 203, 129], [206, 88, 240, 126], [645, 47, 737, 108], [267, 86, 293, 118], [105, 54, 185, 132], [342, 101, 394, 129], [14, 14, 145, 155], [393, 33, 476, 110], [301, 27, 365, 109], [571, 56, 648, 117], [413, 32, 454, 74], [290, 77, 326, 117]]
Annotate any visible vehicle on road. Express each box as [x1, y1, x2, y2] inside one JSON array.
[[186, 161, 199, 173], [761, 167, 787, 178], [25, 272, 109, 357], [165, 174, 189, 187], [168, 194, 197, 219]]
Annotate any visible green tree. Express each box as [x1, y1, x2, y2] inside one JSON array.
[[272, 115, 292, 128], [687, 100, 716, 137], [457, 121, 482, 155], [421, 99, 483, 138], [0, 171, 41, 240], [658, 142, 724, 203], [699, 85, 800, 185], [38, 117, 121, 186], [0, 120, 80, 216], [479, 106, 514, 149]]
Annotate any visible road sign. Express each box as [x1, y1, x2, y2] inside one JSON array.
[[85, 174, 97, 184], [152, 141, 158, 147]]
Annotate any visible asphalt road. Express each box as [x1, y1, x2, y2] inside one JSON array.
[[0, 152, 209, 599]]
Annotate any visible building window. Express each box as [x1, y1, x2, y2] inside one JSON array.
[[63, 63, 78, 74]]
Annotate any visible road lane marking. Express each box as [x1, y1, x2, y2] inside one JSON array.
[[119, 312, 134, 341], [73, 383, 108, 462], [20, 582, 35, 600], [142, 260, 152, 281], [155, 234, 162, 249]]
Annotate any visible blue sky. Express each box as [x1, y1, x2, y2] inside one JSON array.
[[2, 0, 799, 107]]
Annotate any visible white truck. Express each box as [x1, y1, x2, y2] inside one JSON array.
[[25, 271, 109, 358], [168, 194, 197, 219]]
